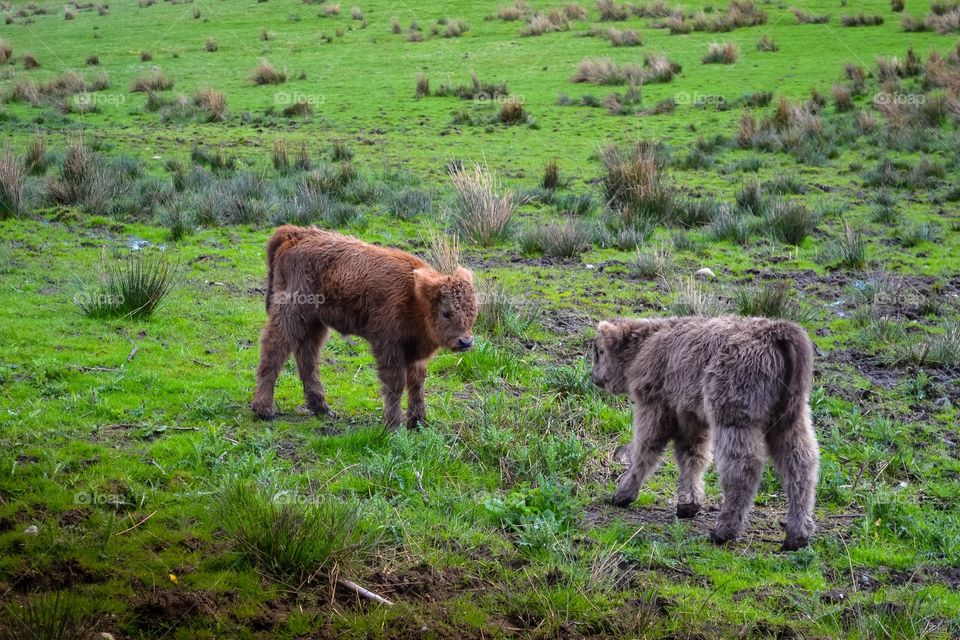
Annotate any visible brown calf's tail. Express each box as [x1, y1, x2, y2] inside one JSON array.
[[771, 320, 815, 430], [264, 225, 305, 313]]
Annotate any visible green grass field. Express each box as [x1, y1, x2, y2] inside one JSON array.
[[1, 0, 959, 637]]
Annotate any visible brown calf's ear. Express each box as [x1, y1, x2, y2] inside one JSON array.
[[453, 266, 473, 284], [413, 268, 442, 303]]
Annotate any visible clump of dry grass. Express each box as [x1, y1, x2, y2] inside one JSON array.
[[571, 57, 642, 84], [497, 0, 530, 21], [423, 231, 462, 274], [521, 13, 568, 36], [606, 27, 643, 46], [442, 18, 469, 37], [130, 70, 173, 92], [350, 6, 363, 20], [281, 100, 312, 118], [322, 4, 341, 16], [643, 54, 680, 83], [832, 84, 853, 111], [520, 219, 594, 257], [205, 38, 218, 52], [841, 12, 884, 26], [251, 59, 287, 85], [597, 0, 630, 21], [0, 40, 11, 65], [756, 34, 778, 51], [448, 163, 515, 246], [415, 74, 429, 98], [790, 7, 830, 23], [498, 96, 527, 124], [703, 41, 738, 64], [193, 88, 227, 121], [23, 53, 39, 69]]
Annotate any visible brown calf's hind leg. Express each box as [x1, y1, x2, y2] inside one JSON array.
[[252, 316, 296, 420], [767, 412, 819, 551], [612, 405, 672, 508], [405, 360, 428, 430], [674, 422, 711, 519], [295, 325, 334, 417], [709, 425, 766, 545]]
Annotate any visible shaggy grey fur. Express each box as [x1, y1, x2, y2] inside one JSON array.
[[591, 316, 819, 551]]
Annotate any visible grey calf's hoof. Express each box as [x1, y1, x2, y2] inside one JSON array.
[[609, 493, 634, 508], [781, 535, 810, 551], [676, 502, 702, 519], [707, 528, 738, 545]]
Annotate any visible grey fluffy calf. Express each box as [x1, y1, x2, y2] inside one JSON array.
[[591, 316, 819, 550]]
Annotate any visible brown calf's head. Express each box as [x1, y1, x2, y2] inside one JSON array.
[[414, 267, 478, 352], [591, 319, 644, 395]]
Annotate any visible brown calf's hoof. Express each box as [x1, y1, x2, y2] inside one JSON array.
[[676, 502, 702, 519], [406, 417, 426, 430], [252, 403, 276, 421], [781, 535, 810, 551], [300, 402, 336, 418]]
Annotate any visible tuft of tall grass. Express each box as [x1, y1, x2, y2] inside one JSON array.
[[0, 149, 25, 219], [599, 139, 674, 228], [733, 281, 810, 321], [1, 591, 100, 640], [670, 277, 728, 316], [74, 252, 176, 319], [448, 163, 515, 246], [520, 219, 594, 257], [823, 220, 868, 269], [631, 243, 674, 277], [216, 482, 378, 588], [763, 199, 820, 245]]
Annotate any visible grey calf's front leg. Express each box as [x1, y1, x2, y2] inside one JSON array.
[[674, 424, 711, 519], [612, 403, 672, 507]]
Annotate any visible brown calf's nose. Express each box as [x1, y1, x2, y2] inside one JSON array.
[[457, 337, 474, 350]]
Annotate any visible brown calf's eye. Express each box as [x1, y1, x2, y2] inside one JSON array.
[[442, 311, 451, 319]]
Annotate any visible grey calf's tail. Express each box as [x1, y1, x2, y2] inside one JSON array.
[[772, 321, 815, 430]]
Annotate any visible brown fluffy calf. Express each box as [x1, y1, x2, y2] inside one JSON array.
[[591, 316, 819, 550], [252, 225, 477, 429]]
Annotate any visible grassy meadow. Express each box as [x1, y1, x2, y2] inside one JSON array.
[[1, 0, 959, 637]]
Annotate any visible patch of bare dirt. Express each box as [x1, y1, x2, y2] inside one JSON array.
[[11, 559, 110, 592], [132, 589, 220, 626], [365, 562, 486, 602], [584, 499, 860, 550], [58, 508, 91, 528]]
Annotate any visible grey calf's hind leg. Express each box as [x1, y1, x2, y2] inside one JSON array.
[[674, 422, 711, 519], [767, 412, 819, 551], [709, 425, 766, 544], [612, 404, 672, 508], [295, 325, 333, 416]]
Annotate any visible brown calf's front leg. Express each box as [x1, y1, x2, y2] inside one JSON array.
[[405, 360, 428, 429], [295, 325, 334, 417], [252, 316, 295, 420], [375, 354, 406, 430]]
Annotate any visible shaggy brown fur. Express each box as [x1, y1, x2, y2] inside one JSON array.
[[592, 316, 819, 550], [252, 225, 477, 429]]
